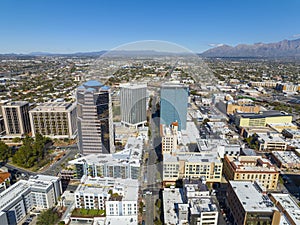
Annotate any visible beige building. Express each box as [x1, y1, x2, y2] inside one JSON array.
[[226, 99, 260, 114], [160, 122, 178, 155], [235, 111, 292, 128], [163, 152, 223, 185], [29, 102, 77, 139], [224, 155, 279, 190], [258, 134, 287, 151]]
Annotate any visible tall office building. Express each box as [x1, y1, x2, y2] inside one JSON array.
[[1, 101, 31, 136], [29, 102, 77, 139], [160, 83, 188, 131], [120, 83, 147, 128], [77, 80, 114, 155]]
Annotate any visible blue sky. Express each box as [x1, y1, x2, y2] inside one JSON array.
[[0, 0, 299, 53]]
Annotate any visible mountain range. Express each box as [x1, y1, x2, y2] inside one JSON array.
[[2, 38, 300, 58], [201, 38, 300, 58]]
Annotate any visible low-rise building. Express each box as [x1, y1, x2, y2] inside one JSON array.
[[73, 176, 138, 223], [29, 102, 77, 139], [271, 151, 300, 169], [197, 138, 240, 158], [270, 193, 300, 225], [224, 156, 279, 190], [234, 111, 292, 128], [226, 99, 261, 114], [257, 133, 287, 151], [227, 181, 281, 225]]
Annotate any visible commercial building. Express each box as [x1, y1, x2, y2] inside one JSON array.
[[160, 122, 178, 155], [0, 175, 62, 225], [275, 83, 300, 93], [77, 80, 114, 155], [224, 156, 279, 190], [227, 181, 281, 225], [29, 102, 77, 139], [271, 151, 300, 169], [160, 83, 189, 130], [257, 133, 287, 151], [69, 137, 142, 180], [163, 152, 223, 185], [234, 110, 292, 128], [270, 193, 300, 225], [1, 101, 31, 136], [119, 83, 147, 128]]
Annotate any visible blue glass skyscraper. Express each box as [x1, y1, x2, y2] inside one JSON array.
[[160, 83, 189, 131]]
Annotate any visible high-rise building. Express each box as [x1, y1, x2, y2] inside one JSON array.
[[119, 83, 147, 128], [29, 102, 77, 139], [1, 101, 31, 136], [77, 80, 114, 155], [160, 83, 188, 130], [160, 122, 178, 155]]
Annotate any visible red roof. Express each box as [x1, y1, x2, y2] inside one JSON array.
[[0, 172, 10, 183]]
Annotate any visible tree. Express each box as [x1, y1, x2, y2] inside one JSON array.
[[36, 208, 59, 225], [0, 141, 10, 162]]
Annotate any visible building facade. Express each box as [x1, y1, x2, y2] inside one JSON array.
[[77, 80, 114, 154], [160, 83, 188, 131], [120, 83, 147, 128], [223, 156, 279, 190], [29, 102, 77, 139], [163, 152, 223, 185], [160, 122, 178, 155], [1, 101, 31, 136]]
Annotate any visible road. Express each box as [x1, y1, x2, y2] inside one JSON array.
[[142, 95, 162, 225]]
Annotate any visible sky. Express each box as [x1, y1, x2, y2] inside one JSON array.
[[0, 0, 299, 54]]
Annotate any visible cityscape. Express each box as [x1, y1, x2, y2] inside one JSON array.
[[0, 1, 300, 225]]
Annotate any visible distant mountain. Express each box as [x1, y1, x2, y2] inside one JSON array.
[[201, 39, 300, 58]]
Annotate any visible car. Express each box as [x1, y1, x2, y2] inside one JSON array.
[[145, 191, 152, 195]]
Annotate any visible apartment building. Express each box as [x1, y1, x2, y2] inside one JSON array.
[[224, 156, 279, 190], [0, 175, 62, 225], [29, 102, 77, 139], [163, 152, 223, 185], [1, 101, 31, 136], [69, 137, 142, 180]]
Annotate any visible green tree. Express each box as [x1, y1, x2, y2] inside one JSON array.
[[36, 208, 59, 225], [0, 141, 10, 162]]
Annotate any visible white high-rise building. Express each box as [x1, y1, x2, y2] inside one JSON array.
[[77, 80, 114, 155], [120, 83, 147, 128]]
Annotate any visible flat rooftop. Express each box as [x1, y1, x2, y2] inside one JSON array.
[[237, 110, 291, 119], [30, 102, 75, 112], [189, 197, 218, 215], [271, 193, 300, 225], [163, 188, 183, 225], [229, 181, 276, 212], [272, 151, 300, 165], [164, 152, 221, 164]]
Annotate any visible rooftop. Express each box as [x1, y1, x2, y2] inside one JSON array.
[[30, 102, 75, 112], [272, 151, 300, 165], [229, 181, 276, 212], [164, 152, 221, 164], [271, 193, 300, 225], [163, 188, 183, 225], [237, 110, 291, 119]]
